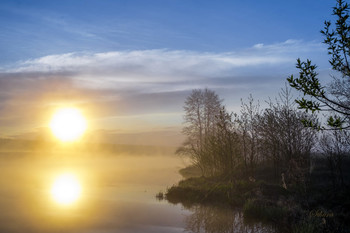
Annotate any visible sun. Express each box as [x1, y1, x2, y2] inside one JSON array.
[[50, 108, 87, 142], [51, 173, 82, 205]]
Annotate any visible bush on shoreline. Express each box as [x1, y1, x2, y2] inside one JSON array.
[[165, 173, 350, 232]]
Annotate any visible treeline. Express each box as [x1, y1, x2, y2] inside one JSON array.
[[170, 1, 350, 231], [176, 0, 350, 192], [177, 87, 349, 190]]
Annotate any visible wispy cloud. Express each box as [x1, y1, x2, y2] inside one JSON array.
[[0, 40, 327, 142], [12, 39, 323, 72], [5, 39, 324, 92]]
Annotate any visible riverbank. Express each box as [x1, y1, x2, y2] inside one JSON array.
[[165, 165, 350, 233]]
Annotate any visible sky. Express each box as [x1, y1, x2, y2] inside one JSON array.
[[0, 0, 338, 146]]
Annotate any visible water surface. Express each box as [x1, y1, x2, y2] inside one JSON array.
[[0, 151, 277, 233]]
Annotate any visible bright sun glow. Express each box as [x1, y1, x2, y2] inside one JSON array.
[[50, 108, 87, 142], [51, 173, 82, 205]]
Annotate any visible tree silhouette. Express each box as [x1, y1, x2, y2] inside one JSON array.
[[288, 0, 350, 129], [177, 89, 223, 175]]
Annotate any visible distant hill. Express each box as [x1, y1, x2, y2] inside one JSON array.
[[0, 138, 176, 157]]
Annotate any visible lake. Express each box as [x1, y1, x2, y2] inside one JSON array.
[[0, 151, 277, 233]]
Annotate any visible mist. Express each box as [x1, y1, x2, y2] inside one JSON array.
[[0, 142, 188, 233]]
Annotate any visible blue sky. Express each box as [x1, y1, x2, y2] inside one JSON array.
[[0, 0, 338, 145], [0, 0, 334, 65]]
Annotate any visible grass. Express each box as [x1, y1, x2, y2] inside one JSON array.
[[292, 220, 320, 233], [166, 176, 261, 207]]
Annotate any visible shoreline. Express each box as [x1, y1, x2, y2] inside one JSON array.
[[165, 172, 350, 233]]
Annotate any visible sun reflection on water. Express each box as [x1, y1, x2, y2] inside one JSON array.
[[51, 173, 82, 205]]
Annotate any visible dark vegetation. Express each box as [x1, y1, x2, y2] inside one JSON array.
[[167, 157, 350, 232], [166, 1, 350, 232], [179, 164, 202, 178]]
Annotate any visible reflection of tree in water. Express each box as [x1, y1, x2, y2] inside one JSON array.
[[185, 205, 276, 233]]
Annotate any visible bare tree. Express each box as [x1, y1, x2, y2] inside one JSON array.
[[256, 86, 316, 184], [203, 107, 242, 177], [236, 95, 260, 176], [320, 129, 350, 189], [177, 89, 223, 175]]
